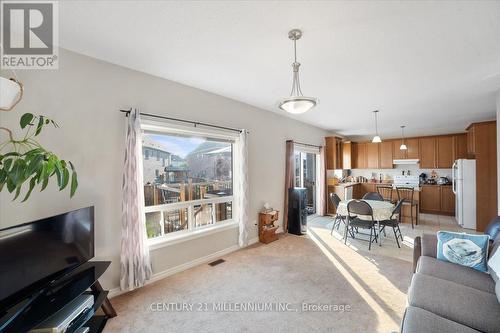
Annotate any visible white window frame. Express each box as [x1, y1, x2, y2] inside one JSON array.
[[141, 120, 240, 249]]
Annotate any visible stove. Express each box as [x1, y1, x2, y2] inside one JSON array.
[[393, 175, 420, 188]]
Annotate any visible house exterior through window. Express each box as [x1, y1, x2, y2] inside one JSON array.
[[140, 124, 235, 243]]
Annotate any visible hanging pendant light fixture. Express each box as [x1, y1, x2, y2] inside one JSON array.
[[371, 110, 382, 143], [400, 125, 408, 150], [279, 29, 317, 114]]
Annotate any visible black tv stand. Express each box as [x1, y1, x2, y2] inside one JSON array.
[[0, 261, 116, 333]]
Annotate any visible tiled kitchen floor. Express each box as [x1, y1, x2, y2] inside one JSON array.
[[307, 213, 472, 263]]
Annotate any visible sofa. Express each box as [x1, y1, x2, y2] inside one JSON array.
[[401, 219, 500, 333]]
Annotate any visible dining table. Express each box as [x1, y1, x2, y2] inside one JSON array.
[[336, 199, 395, 246]]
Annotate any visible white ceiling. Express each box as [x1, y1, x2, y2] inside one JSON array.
[[58, 1, 500, 139]]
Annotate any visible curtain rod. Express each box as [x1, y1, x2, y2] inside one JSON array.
[[119, 109, 245, 134], [292, 140, 322, 149]]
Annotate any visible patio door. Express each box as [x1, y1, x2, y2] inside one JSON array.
[[294, 146, 320, 215]]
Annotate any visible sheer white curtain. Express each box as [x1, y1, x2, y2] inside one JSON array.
[[120, 109, 152, 291], [237, 130, 250, 247]]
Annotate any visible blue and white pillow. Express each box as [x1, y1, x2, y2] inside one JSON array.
[[437, 231, 490, 272]]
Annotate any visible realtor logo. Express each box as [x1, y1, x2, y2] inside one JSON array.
[[1, 0, 59, 69]]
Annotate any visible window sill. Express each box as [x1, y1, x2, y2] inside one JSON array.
[[148, 220, 239, 251]]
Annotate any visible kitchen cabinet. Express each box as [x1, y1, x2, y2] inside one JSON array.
[[366, 142, 380, 169], [466, 121, 497, 231], [379, 141, 393, 169], [466, 125, 476, 158], [406, 138, 419, 159], [420, 185, 441, 213], [420, 185, 455, 215], [393, 138, 419, 160], [419, 137, 437, 168], [454, 134, 467, 160], [327, 186, 337, 215], [358, 183, 376, 198], [325, 136, 343, 170], [393, 140, 405, 160], [352, 142, 366, 169], [440, 186, 455, 214], [343, 142, 352, 170], [437, 136, 454, 168]]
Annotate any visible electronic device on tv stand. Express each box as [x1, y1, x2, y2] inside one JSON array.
[[0, 207, 116, 333]]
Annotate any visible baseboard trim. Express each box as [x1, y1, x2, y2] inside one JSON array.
[[109, 236, 259, 298]]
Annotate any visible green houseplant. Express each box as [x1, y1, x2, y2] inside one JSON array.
[[0, 113, 78, 201]]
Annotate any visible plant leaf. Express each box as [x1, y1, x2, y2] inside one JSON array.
[[60, 167, 69, 190], [20, 113, 34, 129], [70, 171, 78, 197], [40, 174, 49, 191], [6, 178, 15, 193], [35, 116, 44, 136], [12, 186, 22, 201], [22, 177, 37, 202]]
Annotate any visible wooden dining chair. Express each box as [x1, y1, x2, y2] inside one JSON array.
[[346, 200, 378, 250], [396, 187, 419, 229], [376, 185, 394, 203]]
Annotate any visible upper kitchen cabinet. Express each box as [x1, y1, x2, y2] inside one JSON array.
[[419, 137, 437, 168], [393, 138, 419, 160], [437, 135, 454, 168], [352, 142, 366, 169], [393, 140, 405, 160], [406, 138, 419, 159], [454, 134, 467, 160], [466, 125, 476, 158], [342, 142, 353, 170], [366, 142, 380, 169], [325, 136, 343, 170], [379, 141, 393, 169]]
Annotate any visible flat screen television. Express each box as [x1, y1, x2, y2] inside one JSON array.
[[0, 207, 94, 312]]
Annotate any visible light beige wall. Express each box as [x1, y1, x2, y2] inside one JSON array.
[[0, 49, 330, 290]]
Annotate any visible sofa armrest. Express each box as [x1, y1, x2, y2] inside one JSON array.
[[413, 236, 421, 273], [421, 233, 438, 258]]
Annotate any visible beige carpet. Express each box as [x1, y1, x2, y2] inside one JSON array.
[[104, 214, 468, 332], [104, 219, 419, 333]]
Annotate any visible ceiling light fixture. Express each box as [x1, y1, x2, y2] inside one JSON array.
[[371, 110, 382, 143], [278, 29, 317, 114], [400, 125, 407, 150]]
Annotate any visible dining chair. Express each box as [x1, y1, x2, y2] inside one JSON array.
[[379, 200, 404, 248], [396, 187, 419, 229], [329, 193, 345, 234], [346, 200, 378, 250], [376, 185, 394, 203], [362, 192, 384, 201]]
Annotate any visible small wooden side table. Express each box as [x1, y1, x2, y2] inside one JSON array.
[[258, 210, 279, 244]]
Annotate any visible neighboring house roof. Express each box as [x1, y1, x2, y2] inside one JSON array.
[[143, 136, 171, 154], [187, 141, 231, 157], [203, 146, 231, 155]]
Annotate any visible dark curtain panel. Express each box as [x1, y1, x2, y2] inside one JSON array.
[[283, 140, 295, 232]]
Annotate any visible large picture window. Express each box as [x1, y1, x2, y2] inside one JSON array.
[[141, 126, 235, 241]]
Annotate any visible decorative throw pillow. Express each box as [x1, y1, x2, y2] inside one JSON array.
[[488, 244, 500, 283], [437, 231, 490, 272]]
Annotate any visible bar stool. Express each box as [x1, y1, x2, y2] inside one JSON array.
[[376, 185, 394, 203], [396, 186, 418, 229]]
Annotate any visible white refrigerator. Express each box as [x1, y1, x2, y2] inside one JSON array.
[[452, 159, 476, 229]]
